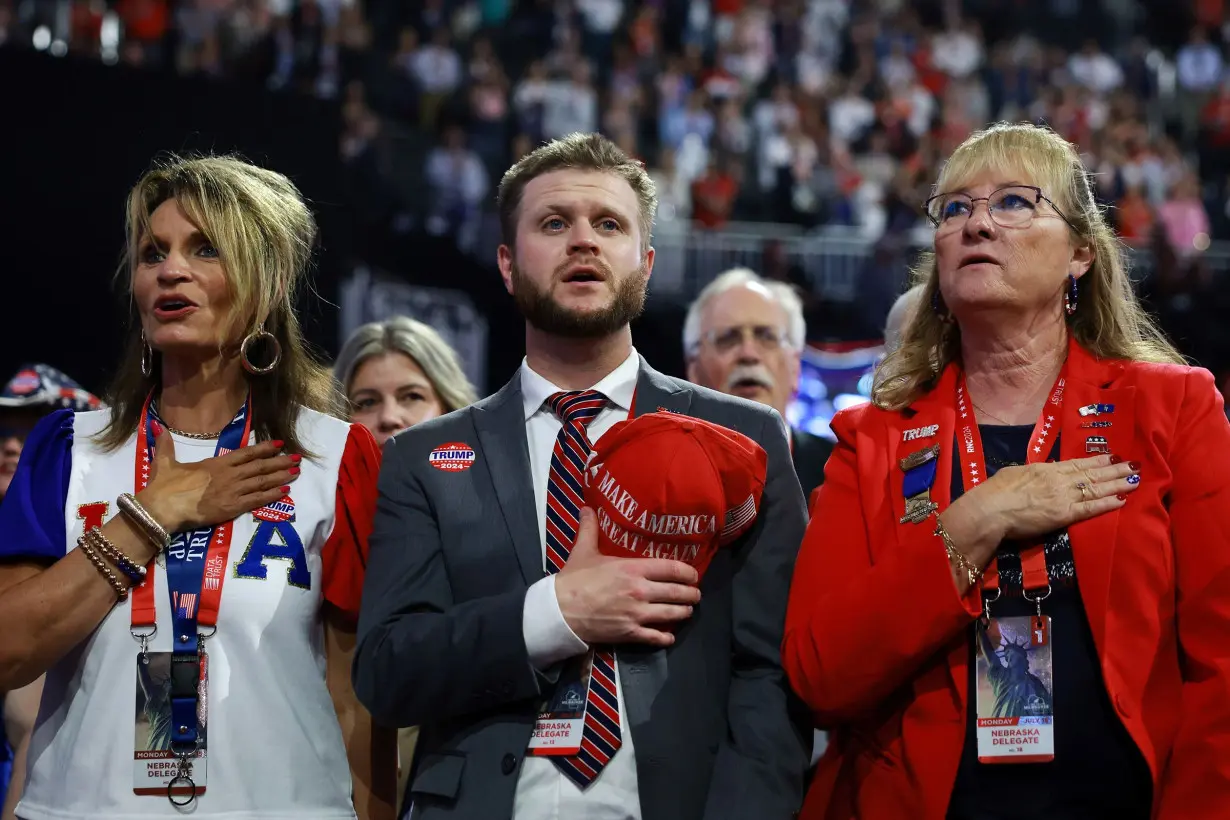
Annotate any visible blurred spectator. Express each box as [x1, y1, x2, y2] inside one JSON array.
[[691, 155, 741, 229], [411, 26, 462, 128], [1116, 183, 1157, 245], [1176, 26, 1225, 139], [1200, 78, 1230, 181], [542, 62, 598, 139], [424, 125, 488, 252], [117, 0, 167, 64], [1157, 173, 1212, 260], [1068, 38, 1124, 94], [0, 364, 100, 501], [932, 20, 984, 79]]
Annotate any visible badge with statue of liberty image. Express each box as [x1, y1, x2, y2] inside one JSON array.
[[974, 615, 1055, 764]]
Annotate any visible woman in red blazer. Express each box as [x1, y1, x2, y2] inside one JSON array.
[[783, 122, 1230, 820]]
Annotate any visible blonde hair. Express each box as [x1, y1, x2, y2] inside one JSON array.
[[333, 316, 478, 414], [497, 133, 657, 252], [873, 122, 1183, 410], [98, 154, 346, 455]]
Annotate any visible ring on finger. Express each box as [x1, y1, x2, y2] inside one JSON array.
[[1076, 481, 1092, 501]]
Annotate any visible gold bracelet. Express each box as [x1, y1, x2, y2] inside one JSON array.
[[83, 527, 147, 584], [78, 536, 128, 602], [934, 516, 982, 587], [116, 493, 170, 552]]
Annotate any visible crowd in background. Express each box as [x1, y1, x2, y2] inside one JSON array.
[[2, 0, 1230, 382]]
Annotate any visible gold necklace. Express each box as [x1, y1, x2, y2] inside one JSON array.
[[971, 401, 1014, 426], [161, 423, 224, 440]]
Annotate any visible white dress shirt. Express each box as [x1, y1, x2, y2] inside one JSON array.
[[514, 348, 643, 820]]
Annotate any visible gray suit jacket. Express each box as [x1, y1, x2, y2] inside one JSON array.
[[353, 359, 810, 820]]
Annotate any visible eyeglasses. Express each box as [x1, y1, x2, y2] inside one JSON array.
[[923, 185, 1078, 235], [700, 324, 789, 355]]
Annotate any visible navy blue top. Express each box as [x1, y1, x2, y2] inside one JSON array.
[[945, 425, 1151, 820], [0, 409, 76, 562]]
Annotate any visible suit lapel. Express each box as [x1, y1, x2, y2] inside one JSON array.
[[618, 360, 692, 733], [630, 359, 693, 420], [473, 376, 544, 585], [1060, 347, 1134, 654]]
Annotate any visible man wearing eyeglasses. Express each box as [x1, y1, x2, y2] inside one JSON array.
[[0, 364, 100, 820], [682, 268, 833, 502]]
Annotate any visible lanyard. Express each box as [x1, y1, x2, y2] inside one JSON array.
[[130, 390, 252, 750], [955, 367, 1066, 618]]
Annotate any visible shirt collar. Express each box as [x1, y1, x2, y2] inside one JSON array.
[[520, 348, 641, 422]]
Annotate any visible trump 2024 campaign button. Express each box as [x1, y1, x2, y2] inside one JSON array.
[[429, 442, 476, 472]]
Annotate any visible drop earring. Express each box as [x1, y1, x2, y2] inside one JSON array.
[[1064, 274, 1078, 317]]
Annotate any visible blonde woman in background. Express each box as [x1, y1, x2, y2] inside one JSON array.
[[334, 317, 478, 448], [333, 315, 478, 810]]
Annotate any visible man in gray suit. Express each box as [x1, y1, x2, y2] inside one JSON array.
[[353, 133, 810, 820]]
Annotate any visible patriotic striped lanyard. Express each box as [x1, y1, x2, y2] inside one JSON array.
[[130, 390, 252, 751], [955, 365, 1066, 619]]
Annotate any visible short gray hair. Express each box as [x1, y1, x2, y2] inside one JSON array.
[[682, 268, 806, 358], [333, 316, 479, 414], [884, 284, 926, 352]]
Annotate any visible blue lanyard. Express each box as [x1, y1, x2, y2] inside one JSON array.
[[144, 397, 250, 749]]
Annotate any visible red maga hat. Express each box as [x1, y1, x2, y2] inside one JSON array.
[[583, 411, 768, 580]]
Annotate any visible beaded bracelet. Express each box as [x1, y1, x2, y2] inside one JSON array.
[[78, 535, 128, 602], [933, 515, 982, 587], [83, 527, 146, 585], [117, 493, 171, 552]]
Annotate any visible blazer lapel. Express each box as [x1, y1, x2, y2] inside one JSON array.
[[882, 367, 969, 699], [885, 366, 959, 530], [473, 376, 544, 585], [1060, 346, 1134, 654], [630, 359, 693, 420], [618, 359, 693, 734]]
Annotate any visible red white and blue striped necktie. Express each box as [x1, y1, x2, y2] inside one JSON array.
[[543, 390, 623, 788]]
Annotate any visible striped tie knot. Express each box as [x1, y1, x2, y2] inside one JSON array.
[[546, 390, 607, 427]]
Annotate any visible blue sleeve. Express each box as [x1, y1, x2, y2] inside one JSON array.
[[0, 409, 73, 562]]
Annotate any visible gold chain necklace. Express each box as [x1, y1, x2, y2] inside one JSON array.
[[971, 401, 1015, 426], [161, 423, 224, 440]]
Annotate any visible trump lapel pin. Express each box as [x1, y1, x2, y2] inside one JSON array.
[[899, 444, 941, 524]]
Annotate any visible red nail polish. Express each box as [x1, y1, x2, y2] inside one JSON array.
[[289, 454, 302, 463], [1129, 461, 1141, 471], [1117, 493, 1128, 501], [288, 466, 300, 475], [280, 485, 290, 493], [272, 439, 285, 449], [1109, 455, 1122, 464]]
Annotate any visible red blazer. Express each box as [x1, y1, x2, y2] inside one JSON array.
[[782, 343, 1230, 820]]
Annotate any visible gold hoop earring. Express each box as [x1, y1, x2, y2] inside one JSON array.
[[141, 332, 153, 378], [240, 323, 282, 375]]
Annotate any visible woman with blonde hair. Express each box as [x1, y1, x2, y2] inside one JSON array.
[[0, 155, 395, 818], [783, 122, 1230, 819], [334, 316, 477, 447]]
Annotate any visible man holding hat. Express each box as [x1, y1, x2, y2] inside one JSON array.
[[355, 133, 810, 820], [0, 364, 101, 820]]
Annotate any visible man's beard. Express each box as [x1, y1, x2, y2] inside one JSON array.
[[511, 261, 648, 338]]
